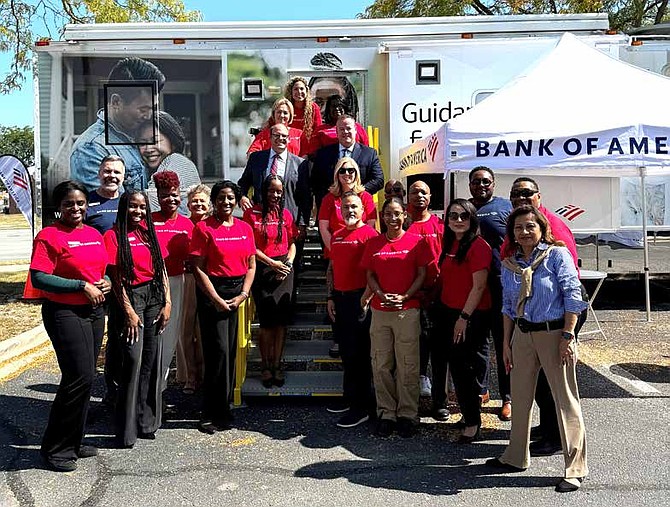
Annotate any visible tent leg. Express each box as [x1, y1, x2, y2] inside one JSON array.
[[640, 166, 651, 322]]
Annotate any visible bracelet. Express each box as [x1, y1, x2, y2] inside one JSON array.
[[459, 311, 471, 321], [240, 291, 249, 299], [284, 260, 293, 268]]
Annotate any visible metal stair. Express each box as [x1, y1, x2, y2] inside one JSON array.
[[240, 227, 344, 399]]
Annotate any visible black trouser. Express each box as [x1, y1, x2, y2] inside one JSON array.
[[197, 275, 243, 425], [489, 274, 511, 402], [104, 297, 122, 402], [432, 304, 491, 427], [535, 284, 588, 442], [333, 288, 374, 413], [115, 283, 164, 447], [41, 301, 104, 461], [419, 305, 433, 377]]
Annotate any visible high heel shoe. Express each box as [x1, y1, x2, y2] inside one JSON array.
[[261, 369, 273, 388], [458, 424, 481, 444]]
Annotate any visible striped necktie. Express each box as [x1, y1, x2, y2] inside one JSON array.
[[270, 154, 279, 175]]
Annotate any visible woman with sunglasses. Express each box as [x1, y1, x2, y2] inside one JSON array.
[[318, 157, 377, 254], [104, 190, 170, 448], [247, 98, 307, 157], [432, 199, 492, 443], [361, 197, 432, 438]]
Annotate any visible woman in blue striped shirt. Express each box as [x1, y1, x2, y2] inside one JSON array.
[[486, 205, 588, 494]]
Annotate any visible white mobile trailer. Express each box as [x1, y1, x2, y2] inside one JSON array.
[[34, 13, 621, 218]]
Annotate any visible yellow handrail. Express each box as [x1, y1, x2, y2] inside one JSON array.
[[233, 296, 255, 406]]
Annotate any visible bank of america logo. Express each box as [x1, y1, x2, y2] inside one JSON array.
[[427, 135, 439, 162], [555, 204, 586, 221]]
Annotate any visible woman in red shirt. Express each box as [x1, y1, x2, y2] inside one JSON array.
[[433, 198, 492, 443], [284, 76, 322, 146], [190, 181, 256, 434], [243, 175, 298, 388], [247, 98, 306, 157], [361, 197, 432, 438], [318, 157, 377, 254], [151, 171, 194, 392], [30, 181, 110, 472], [307, 95, 369, 155], [176, 184, 211, 393], [104, 190, 171, 448]]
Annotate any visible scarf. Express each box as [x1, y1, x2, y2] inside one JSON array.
[[502, 245, 555, 316]]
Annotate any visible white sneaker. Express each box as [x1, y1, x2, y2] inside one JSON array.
[[420, 375, 432, 397]]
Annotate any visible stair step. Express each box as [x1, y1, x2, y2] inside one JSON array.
[[248, 340, 341, 364], [242, 371, 343, 397]]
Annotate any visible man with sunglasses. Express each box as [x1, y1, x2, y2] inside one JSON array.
[[468, 167, 513, 421], [502, 176, 583, 458]]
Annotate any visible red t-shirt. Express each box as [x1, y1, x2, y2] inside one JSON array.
[[306, 122, 370, 154], [407, 214, 444, 287], [331, 224, 379, 292], [104, 225, 168, 286], [30, 222, 107, 305], [361, 232, 432, 311], [189, 216, 256, 278], [318, 191, 377, 234], [152, 212, 194, 277], [242, 205, 298, 258], [439, 236, 492, 310], [289, 101, 323, 136], [246, 126, 305, 157]]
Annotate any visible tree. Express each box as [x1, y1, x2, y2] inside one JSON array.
[[358, 0, 669, 31], [0, 0, 202, 94], [0, 126, 34, 167]]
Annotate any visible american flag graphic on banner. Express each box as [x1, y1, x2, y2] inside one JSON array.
[[0, 155, 33, 229], [13, 167, 29, 190], [554, 204, 586, 221]]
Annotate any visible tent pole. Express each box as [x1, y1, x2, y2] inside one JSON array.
[[640, 166, 651, 322]]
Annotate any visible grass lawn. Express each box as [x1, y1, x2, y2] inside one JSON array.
[[0, 270, 41, 341]]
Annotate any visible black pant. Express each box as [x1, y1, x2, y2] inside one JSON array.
[[333, 289, 374, 413], [115, 283, 164, 446], [432, 304, 491, 427], [535, 284, 589, 441], [419, 305, 434, 377], [489, 274, 511, 402], [41, 301, 104, 461], [197, 275, 243, 424], [104, 297, 122, 401]]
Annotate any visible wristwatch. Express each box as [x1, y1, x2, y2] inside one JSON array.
[[459, 311, 471, 321], [562, 331, 575, 341]]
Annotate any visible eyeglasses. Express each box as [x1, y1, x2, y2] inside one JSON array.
[[470, 178, 493, 187], [338, 167, 356, 175], [448, 211, 471, 221], [271, 133, 289, 140], [510, 188, 539, 199]]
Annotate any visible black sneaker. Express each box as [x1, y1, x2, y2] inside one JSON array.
[[337, 411, 370, 428], [530, 439, 562, 456], [42, 455, 77, 472], [77, 445, 98, 459], [432, 407, 450, 422], [397, 417, 417, 438], [375, 418, 395, 437], [326, 402, 350, 414]]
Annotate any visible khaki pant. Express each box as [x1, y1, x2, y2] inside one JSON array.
[[500, 327, 588, 479], [176, 273, 204, 389], [370, 308, 420, 422]]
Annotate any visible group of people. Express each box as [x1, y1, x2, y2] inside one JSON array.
[[31, 62, 588, 493]]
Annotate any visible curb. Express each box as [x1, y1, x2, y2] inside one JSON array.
[[0, 324, 52, 381]]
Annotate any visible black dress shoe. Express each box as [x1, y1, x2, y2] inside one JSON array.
[[77, 445, 98, 458], [458, 425, 481, 444], [375, 418, 395, 437], [42, 455, 77, 472], [198, 421, 217, 435], [530, 425, 543, 441], [397, 417, 417, 438], [485, 458, 527, 472], [432, 407, 450, 422], [555, 477, 583, 493], [530, 439, 562, 456], [138, 431, 156, 440]]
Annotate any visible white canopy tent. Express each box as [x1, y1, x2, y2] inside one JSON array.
[[444, 33, 670, 319]]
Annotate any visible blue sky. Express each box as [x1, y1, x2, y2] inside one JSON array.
[[0, 0, 372, 128]]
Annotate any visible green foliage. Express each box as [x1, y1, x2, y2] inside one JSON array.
[[358, 0, 668, 30], [0, 125, 34, 167], [0, 0, 202, 94]]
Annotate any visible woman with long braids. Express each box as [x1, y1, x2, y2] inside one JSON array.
[[30, 180, 110, 472], [104, 190, 171, 448], [243, 175, 298, 388], [361, 197, 432, 438], [284, 76, 322, 144], [151, 171, 194, 391], [190, 181, 256, 434], [431, 198, 492, 443]]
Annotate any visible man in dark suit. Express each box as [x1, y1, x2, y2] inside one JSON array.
[[311, 114, 384, 209], [238, 124, 312, 231]]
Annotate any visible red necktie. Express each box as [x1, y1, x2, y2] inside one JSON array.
[[270, 154, 279, 176]]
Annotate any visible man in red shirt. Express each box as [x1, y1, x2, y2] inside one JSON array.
[[407, 181, 444, 400], [327, 192, 379, 428], [503, 177, 584, 457]]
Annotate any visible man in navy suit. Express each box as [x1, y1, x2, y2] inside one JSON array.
[[311, 114, 384, 209], [238, 123, 312, 231]]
